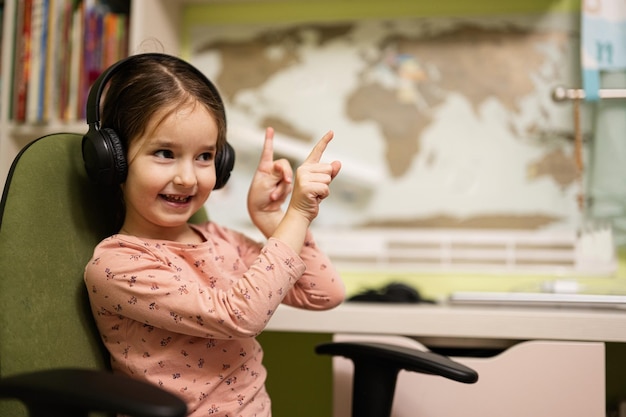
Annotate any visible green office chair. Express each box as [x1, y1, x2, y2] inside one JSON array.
[[0, 133, 477, 417], [0, 133, 189, 417]]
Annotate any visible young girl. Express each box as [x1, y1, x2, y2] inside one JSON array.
[[83, 53, 345, 417]]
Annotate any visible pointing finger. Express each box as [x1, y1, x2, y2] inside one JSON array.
[[259, 127, 275, 164], [305, 130, 334, 164]]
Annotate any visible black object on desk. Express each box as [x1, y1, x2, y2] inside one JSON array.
[[348, 282, 434, 304]]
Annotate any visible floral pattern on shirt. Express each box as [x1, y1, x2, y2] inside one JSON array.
[[84, 222, 344, 417]]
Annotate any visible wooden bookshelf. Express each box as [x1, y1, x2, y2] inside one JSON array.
[[9, 0, 129, 125]]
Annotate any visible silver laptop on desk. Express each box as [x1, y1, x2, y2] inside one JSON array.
[[448, 291, 626, 310]]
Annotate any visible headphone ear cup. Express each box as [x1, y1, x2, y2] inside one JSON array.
[[214, 142, 235, 190], [82, 126, 127, 186], [103, 128, 128, 185]]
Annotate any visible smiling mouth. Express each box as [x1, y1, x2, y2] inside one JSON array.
[[161, 194, 192, 204]]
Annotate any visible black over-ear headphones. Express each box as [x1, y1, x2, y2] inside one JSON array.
[[82, 53, 235, 189]]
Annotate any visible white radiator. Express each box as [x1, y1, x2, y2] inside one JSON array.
[[312, 227, 616, 276]]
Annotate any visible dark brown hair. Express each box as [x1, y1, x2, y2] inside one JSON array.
[[101, 54, 227, 156]]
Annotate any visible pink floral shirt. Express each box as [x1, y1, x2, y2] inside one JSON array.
[[84, 222, 345, 417]]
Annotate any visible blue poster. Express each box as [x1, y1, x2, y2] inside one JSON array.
[[581, 0, 626, 100]]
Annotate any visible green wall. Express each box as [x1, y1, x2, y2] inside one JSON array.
[[183, 0, 579, 24], [339, 248, 626, 301], [181, 0, 579, 56], [257, 332, 334, 417]]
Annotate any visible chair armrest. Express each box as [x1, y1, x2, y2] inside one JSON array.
[[0, 368, 187, 417], [316, 341, 478, 417], [316, 341, 478, 383]]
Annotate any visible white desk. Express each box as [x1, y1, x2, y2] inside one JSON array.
[[266, 302, 626, 344], [266, 302, 626, 417]]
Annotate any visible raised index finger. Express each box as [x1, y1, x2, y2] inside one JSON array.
[[258, 127, 276, 164], [305, 130, 334, 163]]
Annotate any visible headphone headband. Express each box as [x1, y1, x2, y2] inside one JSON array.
[[86, 52, 225, 127]]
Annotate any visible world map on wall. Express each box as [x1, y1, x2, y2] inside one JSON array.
[[189, 14, 581, 232]]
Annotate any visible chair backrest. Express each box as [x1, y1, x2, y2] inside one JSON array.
[[0, 133, 116, 416], [0, 132, 210, 417], [0, 132, 117, 368], [0, 134, 124, 416]]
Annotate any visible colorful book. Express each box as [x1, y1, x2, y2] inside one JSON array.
[[10, 0, 130, 123], [13, 0, 33, 122]]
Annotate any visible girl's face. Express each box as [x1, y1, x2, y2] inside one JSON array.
[[120, 102, 219, 241]]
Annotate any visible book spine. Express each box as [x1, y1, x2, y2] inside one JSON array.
[[9, 0, 25, 121], [58, 0, 73, 121], [26, 0, 43, 123], [13, 0, 33, 123], [36, 0, 49, 122], [66, 2, 84, 122]]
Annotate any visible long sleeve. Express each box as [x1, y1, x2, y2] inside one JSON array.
[[85, 224, 306, 340], [280, 230, 345, 310]]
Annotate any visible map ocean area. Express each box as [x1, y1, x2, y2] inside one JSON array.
[[190, 14, 580, 237]]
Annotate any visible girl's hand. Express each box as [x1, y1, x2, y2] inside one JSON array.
[[287, 130, 341, 223], [247, 127, 294, 222], [247, 127, 341, 238]]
